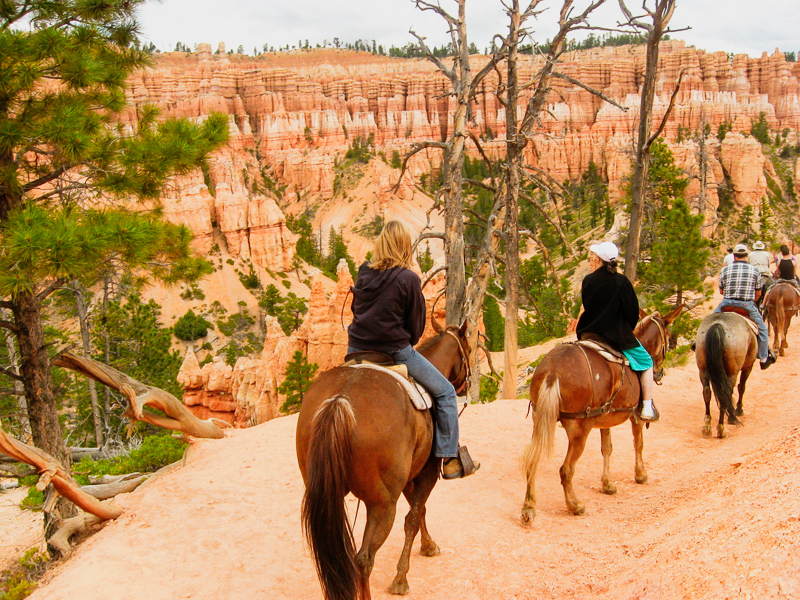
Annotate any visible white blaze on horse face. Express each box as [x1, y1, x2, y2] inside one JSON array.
[[596, 374, 600, 380]]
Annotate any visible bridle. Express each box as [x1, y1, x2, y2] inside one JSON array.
[[445, 328, 471, 396]]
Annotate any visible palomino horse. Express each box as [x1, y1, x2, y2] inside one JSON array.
[[520, 305, 683, 524], [763, 281, 800, 356], [695, 310, 758, 438], [296, 319, 470, 600]]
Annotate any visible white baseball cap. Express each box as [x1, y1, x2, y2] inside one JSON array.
[[589, 241, 619, 262]]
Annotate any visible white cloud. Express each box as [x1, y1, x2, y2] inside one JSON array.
[[137, 0, 799, 57]]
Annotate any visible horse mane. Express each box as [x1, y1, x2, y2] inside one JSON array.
[[416, 329, 448, 352]]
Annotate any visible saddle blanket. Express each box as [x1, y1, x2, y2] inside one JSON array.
[[575, 340, 629, 366], [729, 312, 759, 337], [348, 363, 432, 410]]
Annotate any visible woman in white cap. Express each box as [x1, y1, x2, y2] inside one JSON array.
[[576, 241, 659, 422]]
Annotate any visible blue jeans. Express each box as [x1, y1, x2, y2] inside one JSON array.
[[348, 345, 459, 458], [713, 298, 769, 360]]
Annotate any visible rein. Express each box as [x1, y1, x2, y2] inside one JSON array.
[[444, 329, 471, 396]]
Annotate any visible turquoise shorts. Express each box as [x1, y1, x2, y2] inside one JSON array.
[[622, 343, 654, 372]]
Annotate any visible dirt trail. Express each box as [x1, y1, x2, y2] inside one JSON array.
[[12, 324, 800, 599]]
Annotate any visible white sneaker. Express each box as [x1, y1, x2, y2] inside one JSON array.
[[639, 400, 660, 422]]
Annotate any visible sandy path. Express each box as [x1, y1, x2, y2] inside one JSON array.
[[18, 324, 800, 599], [0, 486, 44, 572]]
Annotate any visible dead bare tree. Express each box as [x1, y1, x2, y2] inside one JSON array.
[[620, 0, 682, 280], [406, 0, 508, 326], [465, 0, 606, 398]]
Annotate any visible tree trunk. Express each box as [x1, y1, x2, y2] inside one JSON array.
[[71, 281, 104, 446], [13, 291, 68, 465], [502, 0, 522, 400], [2, 316, 29, 440], [623, 1, 673, 281]]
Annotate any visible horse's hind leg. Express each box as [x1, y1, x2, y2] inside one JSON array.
[[560, 420, 591, 515], [600, 429, 616, 494], [735, 367, 753, 418], [631, 418, 648, 484], [357, 501, 397, 600], [701, 372, 713, 438], [390, 458, 440, 595]]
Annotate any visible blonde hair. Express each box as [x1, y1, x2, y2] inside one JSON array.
[[369, 220, 413, 271]]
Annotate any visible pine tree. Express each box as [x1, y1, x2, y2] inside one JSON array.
[[641, 198, 710, 306], [278, 351, 319, 414], [0, 1, 228, 470]]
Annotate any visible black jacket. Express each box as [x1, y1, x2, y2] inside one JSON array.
[[576, 266, 641, 351], [348, 263, 426, 352]]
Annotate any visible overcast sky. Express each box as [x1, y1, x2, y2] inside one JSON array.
[[137, 0, 799, 58]]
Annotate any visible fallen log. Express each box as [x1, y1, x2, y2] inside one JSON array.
[[82, 474, 149, 500], [48, 512, 105, 557], [0, 422, 121, 522], [52, 352, 228, 439]]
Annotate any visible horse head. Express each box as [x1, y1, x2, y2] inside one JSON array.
[[635, 304, 685, 382]]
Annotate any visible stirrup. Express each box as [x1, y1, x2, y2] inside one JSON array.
[[638, 401, 660, 423], [441, 446, 480, 479]]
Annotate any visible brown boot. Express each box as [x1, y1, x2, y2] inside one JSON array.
[[441, 446, 480, 479]]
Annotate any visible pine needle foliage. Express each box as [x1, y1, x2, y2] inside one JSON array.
[[0, 1, 228, 463]]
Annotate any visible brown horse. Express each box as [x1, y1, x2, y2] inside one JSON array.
[[296, 320, 470, 600], [520, 305, 683, 524], [763, 281, 800, 356], [695, 311, 758, 438]]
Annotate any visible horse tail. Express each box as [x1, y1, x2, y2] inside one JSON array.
[[523, 378, 561, 478], [705, 324, 738, 424], [301, 395, 361, 600], [776, 289, 785, 340]]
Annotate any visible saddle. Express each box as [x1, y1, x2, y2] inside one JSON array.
[[720, 306, 759, 337], [560, 334, 636, 419], [342, 353, 431, 410]]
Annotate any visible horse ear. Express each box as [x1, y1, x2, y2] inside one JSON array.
[[638, 308, 647, 319], [663, 303, 685, 325], [459, 320, 468, 337]]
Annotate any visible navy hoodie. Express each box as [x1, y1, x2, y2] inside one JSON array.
[[348, 262, 426, 352]]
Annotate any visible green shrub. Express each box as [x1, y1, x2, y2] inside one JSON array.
[[173, 309, 212, 340], [0, 549, 49, 600], [479, 375, 500, 403], [74, 435, 187, 477]]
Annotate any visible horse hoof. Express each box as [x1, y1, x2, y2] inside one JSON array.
[[570, 503, 585, 516], [521, 508, 536, 526], [420, 542, 440, 557], [734, 408, 744, 417], [635, 472, 648, 484], [717, 426, 727, 439], [702, 427, 712, 438], [602, 482, 617, 495], [390, 577, 410, 595]]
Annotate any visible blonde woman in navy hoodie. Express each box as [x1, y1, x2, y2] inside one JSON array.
[[348, 220, 479, 479]]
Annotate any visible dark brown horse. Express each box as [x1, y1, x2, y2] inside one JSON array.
[[695, 311, 758, 438], [520, 305, 683, 524], [296, 320, 470, 600], [763, 281, 800, 356]]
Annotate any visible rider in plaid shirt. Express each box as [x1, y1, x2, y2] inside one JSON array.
[[713, 243, 775, 369]]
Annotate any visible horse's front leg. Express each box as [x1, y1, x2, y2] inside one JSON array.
[[631, 417, 648, 484], [599, 428, 616, 494], [357, 501, 397, 600], [390, 458, 440, 595], [701, 371, 713, 438], [560, 420, 591, 515]]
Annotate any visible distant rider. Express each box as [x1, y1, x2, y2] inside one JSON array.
[[772, 244, 800, 289], [748, 241, 773, 306], [714, 243, 776, 370]]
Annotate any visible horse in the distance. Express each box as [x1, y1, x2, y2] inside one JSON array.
[[695, 309, 758, 438], [296, 317, 470, 600], [520, 305, 683, 524], [763, 281, 800, 356]]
